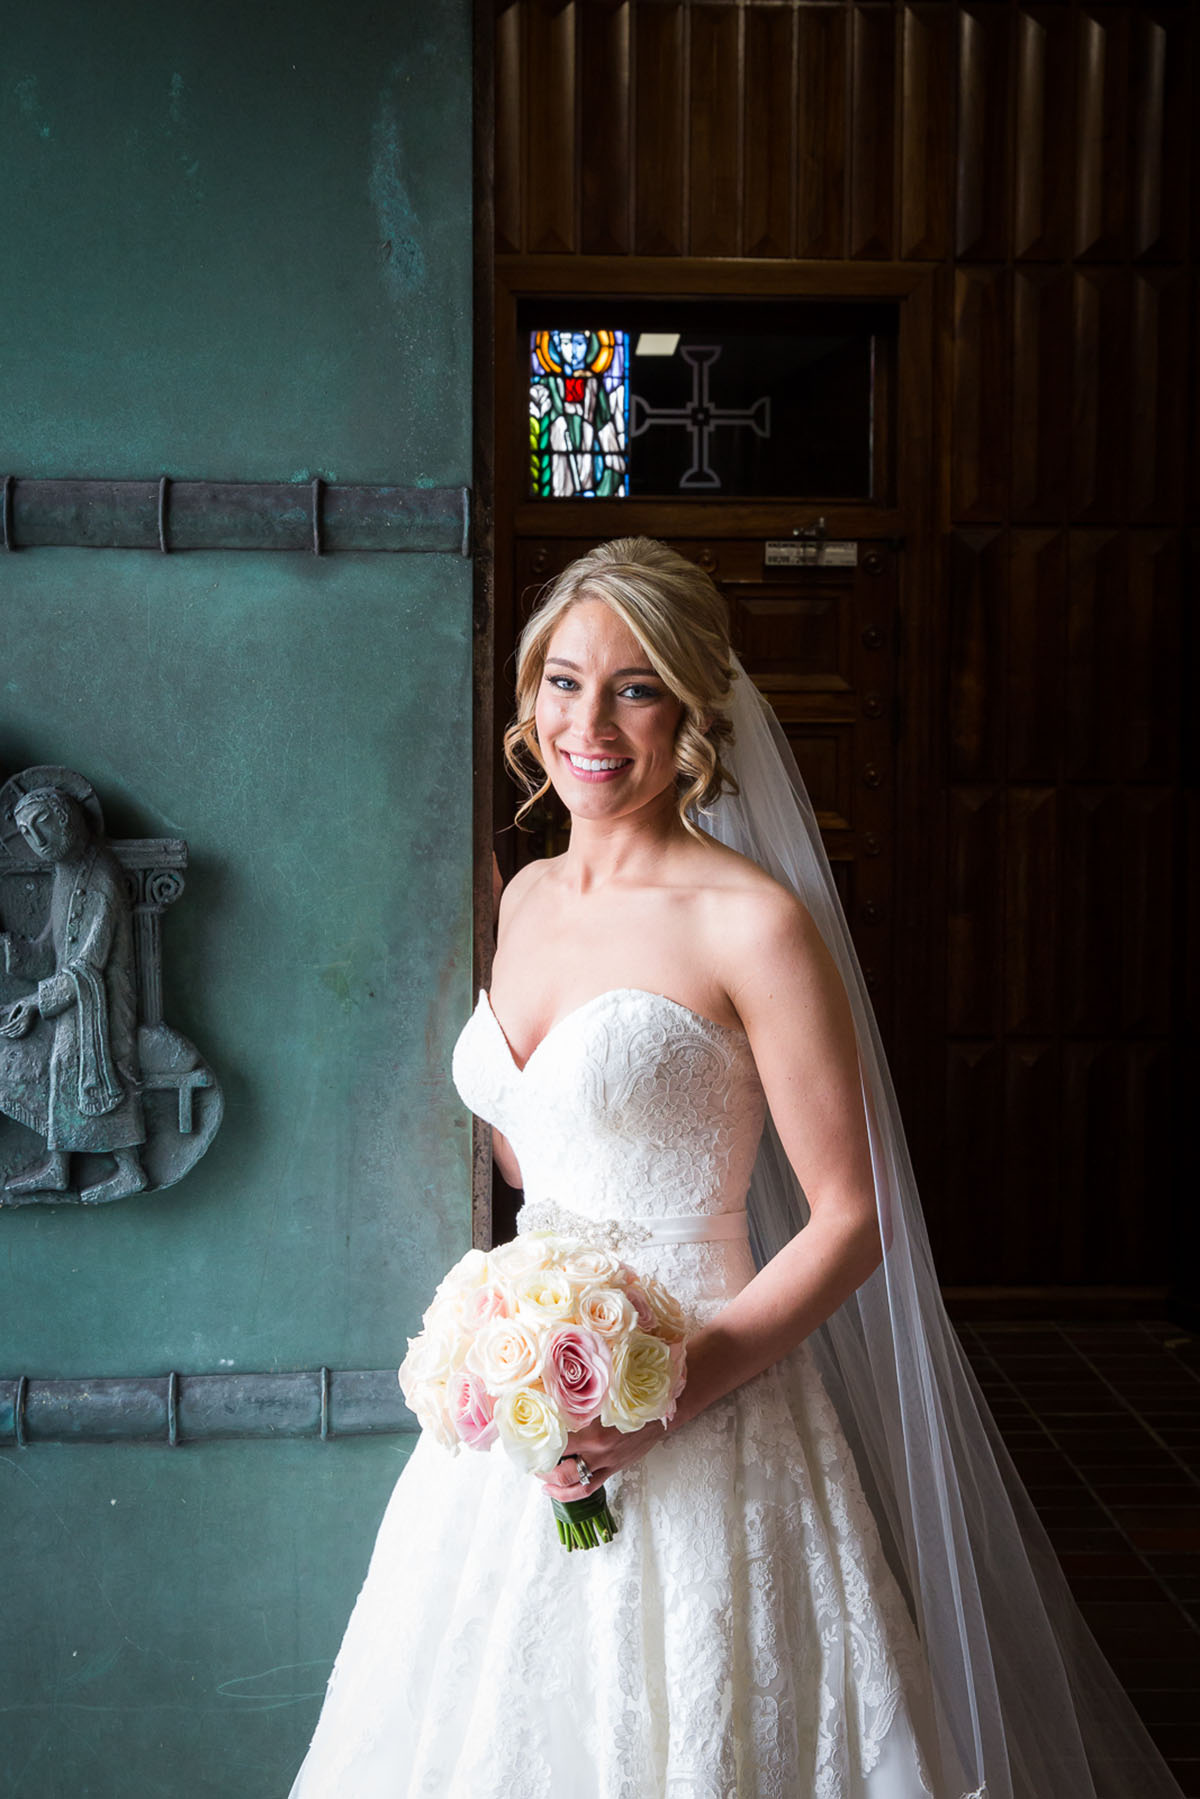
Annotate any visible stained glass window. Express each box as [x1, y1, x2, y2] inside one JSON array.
[[525, 302, 894, 501], [529, 329, 630, 498]]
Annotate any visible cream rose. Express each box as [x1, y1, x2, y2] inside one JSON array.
[[466, 1316, 541, 1390], [601, 1330, 678, 1432], [513, 1266, 576, 1325], [399, 1323, 460, 1387], [577, 1285, 636, 1340], [489, 1235, 555, 1279], [640, 1274, 688, 1343], [494, 1384, 568, 1474], [559, 1245, 624, 1290], [402, 1375, 458, 1451]]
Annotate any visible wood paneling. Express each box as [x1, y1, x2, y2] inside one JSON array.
[[1059, 789, 1123, 1035], [1066, 529, 1126, 782], [795, 5, 847, 259], [744, 5, 794, 259], [634, 2, 686, 255], [1074, 5, 1129, 262], [524, 0, 577, 255], [1070, 268, 1130, 522], [953, 268, 1009, 520], [947, 786, 1004, 1036], [1007, 530, 1066, 782], [1005, 786, 1058, 1035], [899, 4, 953, 261], [688, 3, 742, 256], [948, 528, 1006, 783], [956, 3, 1011, 262], [495, 2, 522, 255], [1002, 1040, 1059, 1279], [1129, 271, 1188, 522], [1013, 6, 1074, 262], [579, 2, 631, 256], [848, 4, 896, 259], [1012, 267, 1071, 518]]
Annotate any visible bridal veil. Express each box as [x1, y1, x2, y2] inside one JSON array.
[[705, 656, 1182, 1799]]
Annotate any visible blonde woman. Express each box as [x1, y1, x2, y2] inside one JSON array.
[[290, 540, 1182, 1799]]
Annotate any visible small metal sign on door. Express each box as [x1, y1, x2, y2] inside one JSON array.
[[764, 540, 859, 569]]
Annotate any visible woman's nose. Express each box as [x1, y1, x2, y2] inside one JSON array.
[[578, 688, 616, 739]]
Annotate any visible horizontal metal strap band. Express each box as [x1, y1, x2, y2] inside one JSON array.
[[0, 477, 470, 555], [0, 1369, 416, 1446]]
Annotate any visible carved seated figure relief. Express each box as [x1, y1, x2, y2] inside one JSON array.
[[0, 766, 222, 1206]]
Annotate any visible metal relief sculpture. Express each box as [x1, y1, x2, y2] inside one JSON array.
[[0, 768, 221, 1205]]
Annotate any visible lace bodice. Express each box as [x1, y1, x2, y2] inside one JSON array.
[[453, 988, 767, 1318], [454, 987, 765, 1217]]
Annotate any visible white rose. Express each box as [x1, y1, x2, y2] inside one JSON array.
[[577, 1285, 635, 1340], [466, 1316, 542, 1390], [640, 1275, 688, 1343], [400, 1374, 458, 1451], [435, 1247, 489, 1298], [399, 1323, 459, 1387], [559, 1246, 623, 1290], [513, 1266, 576, 1326], [494, 1384, 568, 1475], [600, 1330, 675, 1432], [489, 1235, 556, 1278]]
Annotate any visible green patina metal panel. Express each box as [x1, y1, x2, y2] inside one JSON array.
[[0, 1, 474, 1792]]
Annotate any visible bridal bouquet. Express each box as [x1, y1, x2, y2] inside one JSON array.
[[398, 1233, 688, 1550]]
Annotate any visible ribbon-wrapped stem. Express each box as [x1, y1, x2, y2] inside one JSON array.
[[550, 1484, 618, 1551]]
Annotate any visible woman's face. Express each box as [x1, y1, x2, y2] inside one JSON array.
[[534, 600, 685, 827]]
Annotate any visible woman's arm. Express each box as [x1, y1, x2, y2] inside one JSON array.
[[543, 883, 880, 1497], [669, 884, 881, 1427], [488, 852, 524, 1190]]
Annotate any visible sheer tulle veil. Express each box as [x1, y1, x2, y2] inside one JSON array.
[[703, 655, 1182, 1799]]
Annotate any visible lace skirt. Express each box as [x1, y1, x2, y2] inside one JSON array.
[[287, 1341, 946, 1799]]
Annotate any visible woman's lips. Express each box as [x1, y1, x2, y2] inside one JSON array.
[[560, 750, 632, 783]]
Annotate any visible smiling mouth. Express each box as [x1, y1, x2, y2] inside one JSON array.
[[563, 752, 632, 774]]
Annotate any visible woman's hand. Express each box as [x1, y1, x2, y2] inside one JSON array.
[[537, 1416, 667, 1502]]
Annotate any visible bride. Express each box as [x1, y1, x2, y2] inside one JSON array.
[[289, 538, 1182, 1798]]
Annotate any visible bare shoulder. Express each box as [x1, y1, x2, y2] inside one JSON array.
[[681, 842, 835, 1022], [495, 853, 561, 937], [685, 836, 819, 954]]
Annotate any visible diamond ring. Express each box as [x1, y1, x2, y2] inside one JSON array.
[[574, 1454, 594, 1488]]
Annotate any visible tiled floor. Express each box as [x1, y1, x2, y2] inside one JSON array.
[[957, 1320, 1200, 1796]]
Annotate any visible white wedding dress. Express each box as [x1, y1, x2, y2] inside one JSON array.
[[289, 987, 959, 1799]]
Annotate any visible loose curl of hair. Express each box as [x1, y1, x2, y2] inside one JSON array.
[[503, 537, 737, 839]]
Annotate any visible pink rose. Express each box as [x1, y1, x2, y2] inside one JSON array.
[[624, 1282, 655, 1332], [540, 1323, 612, 1425], [448, 1369, 499, 1451], [466, 1283, 510, 1328]]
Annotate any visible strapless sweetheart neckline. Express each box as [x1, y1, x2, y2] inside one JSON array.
[[481, 985, 748, 1076]]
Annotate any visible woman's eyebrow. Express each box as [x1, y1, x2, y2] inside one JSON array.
[[545, 657, 658, 677]]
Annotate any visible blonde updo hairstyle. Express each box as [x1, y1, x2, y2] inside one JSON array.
[[503, 537, 737, 838]]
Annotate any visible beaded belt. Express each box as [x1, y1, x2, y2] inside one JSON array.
[[517, 1198, 749, 1256]]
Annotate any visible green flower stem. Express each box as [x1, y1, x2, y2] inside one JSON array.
[[550, 1483, 618, 1552]]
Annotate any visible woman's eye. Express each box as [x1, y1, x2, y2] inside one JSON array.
[[620, 684, 660, 701], [546, 675, 578, 692]]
